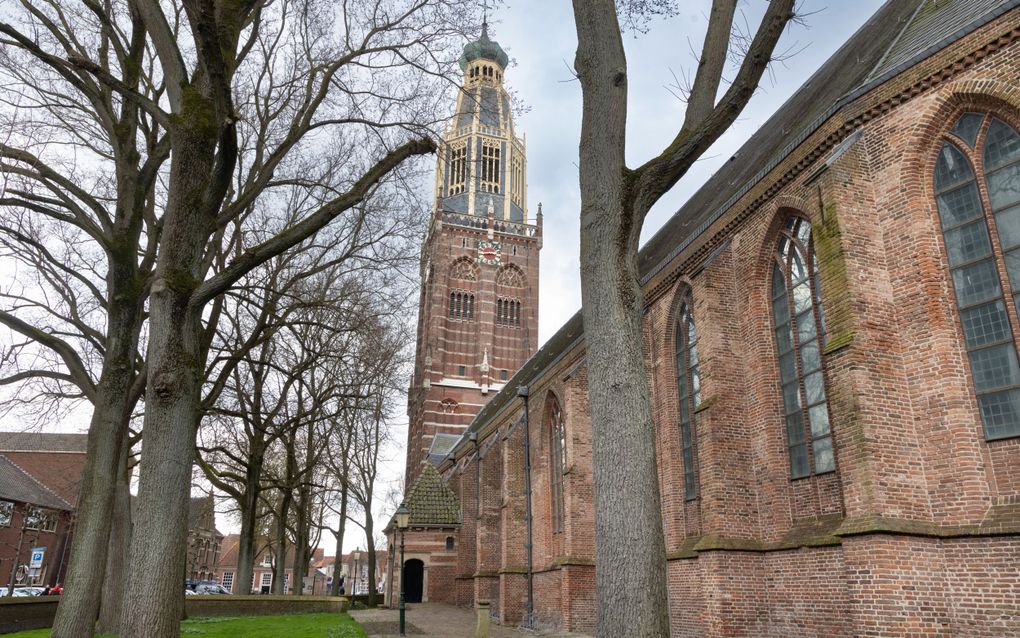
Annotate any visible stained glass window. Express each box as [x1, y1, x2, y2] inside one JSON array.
[[675, 293, 701, 500]]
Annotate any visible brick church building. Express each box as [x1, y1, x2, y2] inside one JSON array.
[[387, 1, 1020, 635]]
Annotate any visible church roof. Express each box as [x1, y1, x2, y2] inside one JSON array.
[[459, 21, 508, 70], [397, 463, 460, 528], [442, 0, 1020, 462]]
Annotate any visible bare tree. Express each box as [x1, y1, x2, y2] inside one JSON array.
[[0, 0, 476, 634], [0, 3, 166, 633], [569, 1, 797, 635]]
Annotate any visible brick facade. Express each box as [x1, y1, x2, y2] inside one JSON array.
[[405, 2, 1020, 635]]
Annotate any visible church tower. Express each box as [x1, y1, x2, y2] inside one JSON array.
[[406, 23, 541, 483]]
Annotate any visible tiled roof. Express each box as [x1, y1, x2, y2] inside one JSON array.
[[445, 0, 1020, 463], [0, 454, 72, 510], [0, 432, 87, 453], [403, 463, 460, 527]]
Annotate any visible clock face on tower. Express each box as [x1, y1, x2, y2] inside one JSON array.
[[477, 240, 501, 266]]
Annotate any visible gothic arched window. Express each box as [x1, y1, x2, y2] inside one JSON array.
[[547, 396, 566, 533], [771, 216, 833, 479], [934, 112, 1020, 440], [675, 292, 701, 500]]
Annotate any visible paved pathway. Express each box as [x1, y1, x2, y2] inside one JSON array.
[[350, 603, 591, 638]]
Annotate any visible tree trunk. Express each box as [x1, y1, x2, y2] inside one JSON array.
[[120, 121, 218, 638], [52, 260, 143, 638], [97, 441, 133, 635], [572, 1, 670, 636], [365, 518, 376, 607], [329, 543, 345, 596], [234, 446, 264, 595]]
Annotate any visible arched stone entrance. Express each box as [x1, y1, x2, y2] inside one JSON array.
[[404, 559, 424, 603]]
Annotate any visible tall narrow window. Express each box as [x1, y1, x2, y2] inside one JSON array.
[[481, 140, 501, 193], [772, 216, 833, 479], [934, 113, 1020, 440], [448, 143, 467, 195], [511, 157, 524, 207], [548, 397, 566, 533], [675, 294, 701, 500]]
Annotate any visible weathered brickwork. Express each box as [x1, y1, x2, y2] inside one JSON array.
[[410, 5, 1020, 636]]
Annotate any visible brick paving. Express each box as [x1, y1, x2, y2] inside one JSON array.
[[349, 603, 591, 638]]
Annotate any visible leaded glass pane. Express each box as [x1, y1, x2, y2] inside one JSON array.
[[775, 323, 793, 354], [782, 381, 801, 413], [805, 371, 826, 405], [812, 437, 835, 473], [952, 258, 1002, 307], [951, 112, 984, 148], [996, 205, 1020, 249], [983, 118, 1020, 171], [773, 293, 790, 326], [786, 413, 805, 445], [789, 444, 809, 479], [793, 281, 812, 313], [969, 344, 1020, 391], [801, 340, 821, 374], [680, 422, 693, 447], [691, 371, 701, 405], [779, 351, 797, 383], [960, 301, 1012, 348], [986, 163, 1020, 210], [937, 182, 983, 227], [687, 316, 697, 345], [790, 248, 807, 283], [944, 220, 992, 265], [935, 143, 975, 190], [796, 219, 811, 244], [772, 265, 787, 300], [796, 310, 817, 344], [678, 394, 688, 421], [809, 404, 831, 437], [979, 389, 1020, 439], [689, 342, 699, 366]]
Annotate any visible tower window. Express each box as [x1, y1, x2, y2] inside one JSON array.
[[481, 141, 501, 194], [500, 370, 507, 381], [448, 143, 467, 195], [511, 157, 524, 207], [496, 297, 521, 326], [446, 537, 455, 550], [772, 216, 833, 479], [934, 113, 1020, 440], [449, 290, 475, 321], [458, 365, 466, 376]]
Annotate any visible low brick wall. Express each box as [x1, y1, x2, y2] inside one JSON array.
[[0, 597, 60, 634], [185, 595, 348, 617], [0, 595, 349, 634]]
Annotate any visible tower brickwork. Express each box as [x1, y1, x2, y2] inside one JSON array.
[[406, 25, 541, 484]]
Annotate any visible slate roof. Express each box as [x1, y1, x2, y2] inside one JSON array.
[[0, 432, 87, 453], [0, 454, 72, 511], [442, 0, 1020, 463], [400, 463, 460, 527]]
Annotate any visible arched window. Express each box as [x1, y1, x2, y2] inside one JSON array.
[[547, 397, 566, 533], [675, 293, 701, 500], [772, 216, 833, 479], [934, 112, 1020, 440]]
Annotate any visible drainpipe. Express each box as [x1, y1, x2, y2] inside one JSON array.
[[470, 432, 480, 520], [517, 384, 533, 628]]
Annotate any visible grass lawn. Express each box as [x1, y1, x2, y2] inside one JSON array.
[[5, 612, 367, 638]]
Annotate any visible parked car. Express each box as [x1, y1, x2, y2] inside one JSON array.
[[10, 587, 46, 597], [194, 583, 230, 595]]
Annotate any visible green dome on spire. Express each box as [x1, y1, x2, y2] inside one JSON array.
[[459, 21, 508, 71]]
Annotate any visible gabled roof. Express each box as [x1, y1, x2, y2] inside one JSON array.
[[400, 463, 460, 527], [0, 432, 87, 453], [0, 454, 72, 511], [443, 0, 1020, 463]]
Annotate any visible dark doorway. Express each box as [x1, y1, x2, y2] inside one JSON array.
[[404, 559, 424, 603]]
